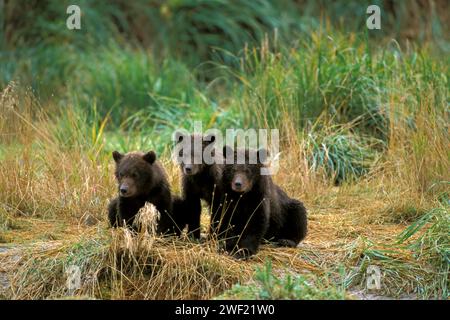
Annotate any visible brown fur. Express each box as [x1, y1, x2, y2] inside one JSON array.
[[219, 147, 307, 259], [173, 133, 223, 238], [108, 151, 177, 234]]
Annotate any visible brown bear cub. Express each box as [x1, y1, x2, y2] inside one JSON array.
[[219, 146, 307, 259], [173, 132, 223, 239], [108, 150, 177, 235]]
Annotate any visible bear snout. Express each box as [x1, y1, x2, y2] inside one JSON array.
[[119, 184, 129, 196], [183, 163, 200, 175], [231, 173, 250, 193], [184, 164, 193, 174], [118, 178, 137, 197]]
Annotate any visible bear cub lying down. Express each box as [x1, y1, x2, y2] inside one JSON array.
[[108, 150, 177, 234]]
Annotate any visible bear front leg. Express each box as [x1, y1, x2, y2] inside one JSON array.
[[223, 228, 264, 259], [170, 196, 186, 236], [108, 197, 120, 227], [155, 194, 179, 236], [184, 195, 202, 239], [232, 234, 262, 259], [116, 198, 141, 232], [232, 208, 269, 259]]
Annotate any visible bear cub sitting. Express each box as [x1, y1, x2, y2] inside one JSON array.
[[108, 150, 176, 234], [219, 147, 307, 259]]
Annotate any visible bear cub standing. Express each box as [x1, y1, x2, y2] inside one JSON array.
[[108, 150, 176, 234], [173, 132, 223, 239], [219, 147, 307, 259]]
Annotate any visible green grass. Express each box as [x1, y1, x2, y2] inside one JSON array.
[[0, 24, 447, 186], [228, 31, 448, 137], [219, 260, 346, 299], [398, 205, 449, 298], [343, 203, 449, 299], [69, 45, 201, 124], [303, 125, 383, 183]]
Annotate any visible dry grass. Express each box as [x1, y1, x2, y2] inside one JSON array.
[[0, 82, 448, 300]]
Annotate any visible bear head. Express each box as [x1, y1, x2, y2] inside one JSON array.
[[222, 146, 268, 193], [174, 132, 217, 176], [112, 150, 157, 198]]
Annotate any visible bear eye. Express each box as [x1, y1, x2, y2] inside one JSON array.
[[131, 172, 138, 179], [118, 172, 123, 178]]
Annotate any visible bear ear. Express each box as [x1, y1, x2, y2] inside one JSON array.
[[143, 151, 156, 164], [257, 148, 269, 164], [112, 151, 124, 163], [174, 131, 185, 143]]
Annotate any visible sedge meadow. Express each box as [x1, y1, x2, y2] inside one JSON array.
[[0, 0, 448, 300]]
